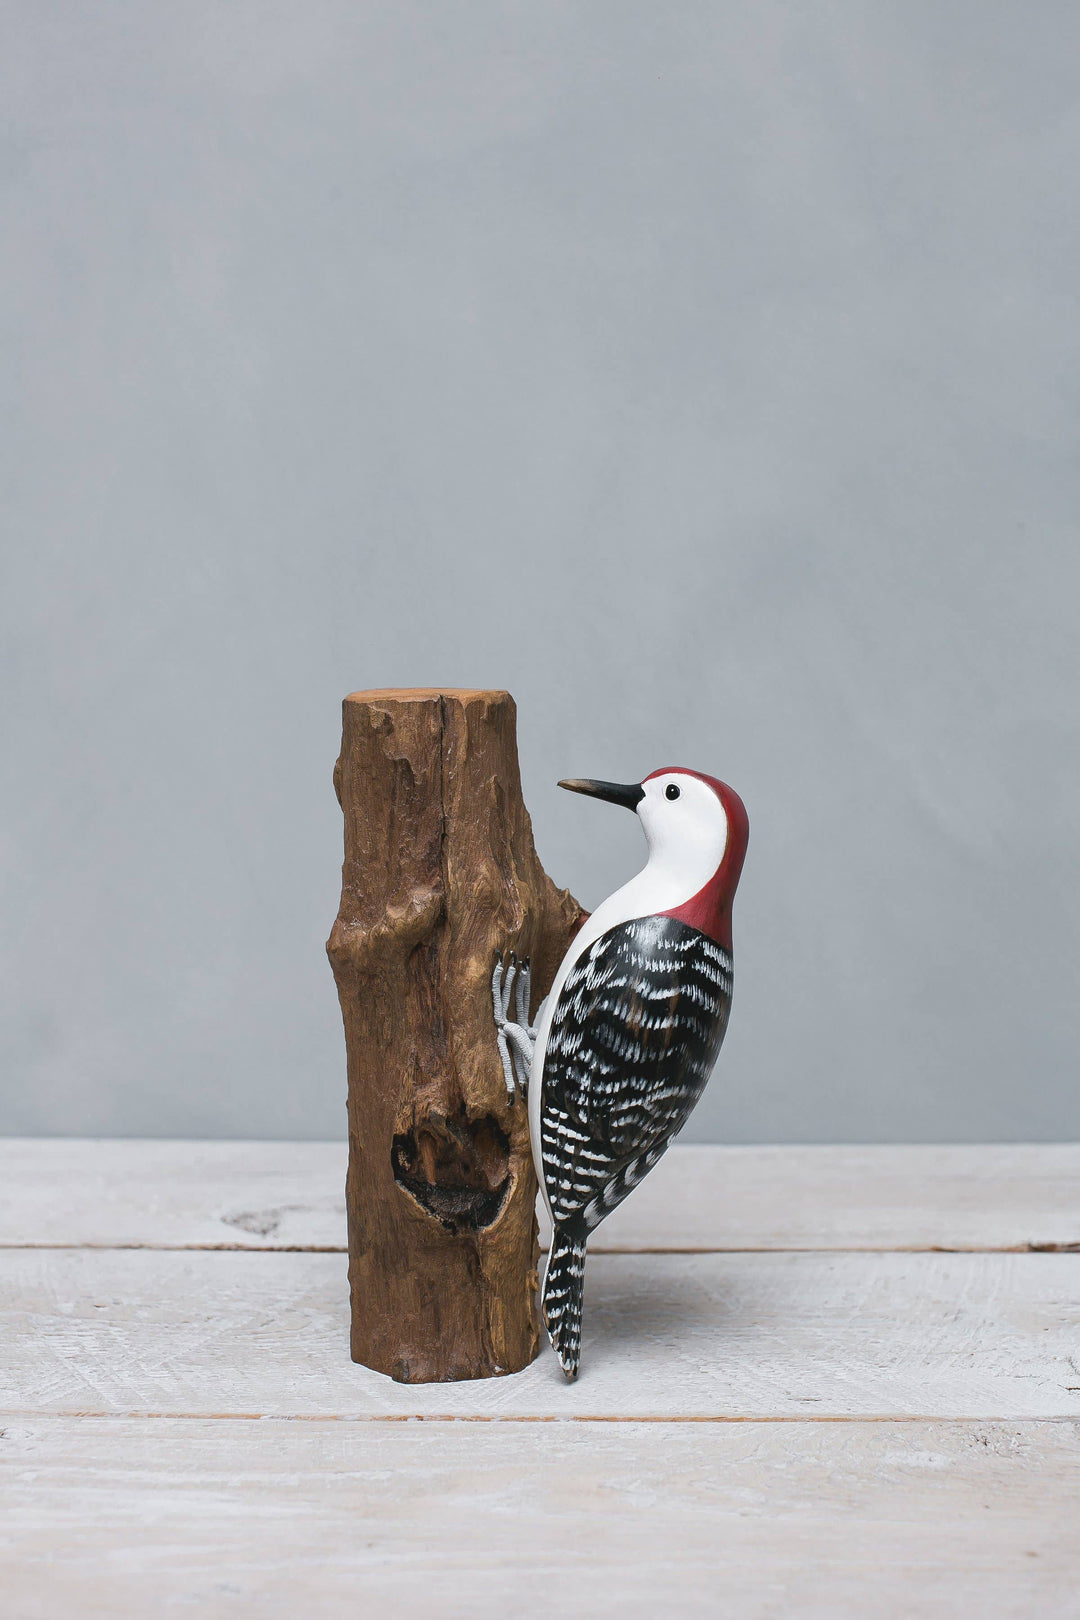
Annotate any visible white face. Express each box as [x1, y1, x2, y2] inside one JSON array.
[[636, 772, 729, 886]]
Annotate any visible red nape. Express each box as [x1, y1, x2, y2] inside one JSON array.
[[647, 770, 750, 951], [661, 866, 734, 950]]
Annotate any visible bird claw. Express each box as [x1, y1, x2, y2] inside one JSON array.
[[492, 951, 537, 1104]]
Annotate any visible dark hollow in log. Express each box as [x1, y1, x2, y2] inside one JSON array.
[[327, 689, 586, 1383]]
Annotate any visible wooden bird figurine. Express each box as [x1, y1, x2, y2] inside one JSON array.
[[493, 768, 749, 1378]]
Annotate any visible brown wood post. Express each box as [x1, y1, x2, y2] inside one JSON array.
[[327, 689, 586, 1383]]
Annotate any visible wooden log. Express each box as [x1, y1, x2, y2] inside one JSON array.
[[326, 689, 586, 1383]]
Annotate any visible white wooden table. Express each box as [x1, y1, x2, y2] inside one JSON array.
[[2, 1142, 1078, 1617]]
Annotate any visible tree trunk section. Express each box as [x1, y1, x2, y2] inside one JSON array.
[[327, 689, 586, 1383]]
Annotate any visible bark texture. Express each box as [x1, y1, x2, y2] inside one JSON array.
[[327, 689, 586, 1382]]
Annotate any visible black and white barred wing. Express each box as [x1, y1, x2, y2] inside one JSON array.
[[539, 915, 733, 1236]]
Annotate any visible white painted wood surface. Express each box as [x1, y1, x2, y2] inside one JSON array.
[[2, 1248, 1078, 1419], [3, 1139, 1078, 1252], [3, 1418, 1077, 1620], [0, 1139, 349, 1251], [2, 1140, 1078, 1617]]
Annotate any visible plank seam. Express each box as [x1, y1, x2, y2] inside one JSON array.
[[1, 1242, 1076, 1254], [2, 1410, 1078, 1426]]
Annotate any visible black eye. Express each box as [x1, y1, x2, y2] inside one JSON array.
[[665, 783, 681, 801]]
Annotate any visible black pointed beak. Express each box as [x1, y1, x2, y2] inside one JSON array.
[[558, 778, 645, 811]]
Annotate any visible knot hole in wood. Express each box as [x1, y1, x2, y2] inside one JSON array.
[[391, 1108, 511, 1233]]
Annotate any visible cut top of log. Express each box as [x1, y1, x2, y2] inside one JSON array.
[[342, 687, 511, 703]]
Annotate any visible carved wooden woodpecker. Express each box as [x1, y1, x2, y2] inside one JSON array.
[[493, 767, 749, 1380]]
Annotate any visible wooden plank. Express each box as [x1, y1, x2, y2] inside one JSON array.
[[1, 1416, 1076, 1618], [1, 1248, 1077, 1420], [3, 1140, 1078, 1253], [0, 1140, 348, 1251], [605, 1142, 1080, 1254]]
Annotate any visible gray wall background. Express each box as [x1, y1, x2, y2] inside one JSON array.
[[3, 1, 1078, 1142]]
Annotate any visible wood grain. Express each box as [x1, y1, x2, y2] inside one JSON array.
[[3, 1141, 1077, 1254], [4, 1143, 1079, 1616], [2, 1417, 1076, 1620], [587, 1142, 1080, 1254], [2, 1248, 1077, 1420], [0, 1140, 348, 1251], [327, 688, 585, 1381]]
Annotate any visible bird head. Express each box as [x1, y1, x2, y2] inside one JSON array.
[[558, 768, 749, 947]]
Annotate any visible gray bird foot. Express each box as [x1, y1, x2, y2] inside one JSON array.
[[491, 952, 544, 1104]]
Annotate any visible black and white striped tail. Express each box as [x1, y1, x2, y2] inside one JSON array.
[[542, 1227, 587, 1381]]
